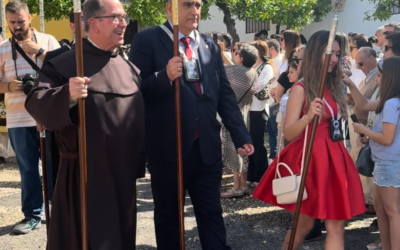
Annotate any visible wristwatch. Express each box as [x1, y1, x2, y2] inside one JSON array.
[[36, 48, 44, 58]]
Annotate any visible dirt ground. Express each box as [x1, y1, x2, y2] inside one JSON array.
[[1, 155, 379, 250]]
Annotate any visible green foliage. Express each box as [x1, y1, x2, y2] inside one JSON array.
[[26, 0, 76, 21], [125, 0, 166, 27], [362, 0, 398, 21]]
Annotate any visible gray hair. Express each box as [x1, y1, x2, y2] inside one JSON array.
[[239, 44, 258, 68], [384, 22, 400, 33], [5, 0, 29, 15], [377, 26, 385, 32], [357, 47, 377, 59], [83, 0, 106, 32]]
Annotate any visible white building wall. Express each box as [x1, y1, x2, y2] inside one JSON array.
[[200, 3, 400, 42], [299, 1, 400, 39], [199, 6, 283, 42]]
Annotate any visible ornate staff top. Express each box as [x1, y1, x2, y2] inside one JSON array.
[[172, 0, 179, 25], [74, 0, 82, 12], [326, 0, 346, 55]]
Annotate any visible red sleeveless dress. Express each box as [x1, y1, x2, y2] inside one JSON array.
[[253, 83, 366, 220]]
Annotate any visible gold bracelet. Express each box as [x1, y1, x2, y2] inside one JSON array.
[[302, 115, 311, 124], [7, 82, 12, 92]]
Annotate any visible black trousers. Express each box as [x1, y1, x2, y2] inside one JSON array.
[[148, 140, 231, 250], [248, 110, 268, 183]]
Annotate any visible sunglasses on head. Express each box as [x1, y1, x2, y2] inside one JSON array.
[[290, 56, 302, 64]]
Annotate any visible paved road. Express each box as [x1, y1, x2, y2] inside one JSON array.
[[1, 157, 379, 250]]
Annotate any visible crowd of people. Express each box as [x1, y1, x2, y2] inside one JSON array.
[[208, 22, 400, 250], [0, 0, 400, 249]]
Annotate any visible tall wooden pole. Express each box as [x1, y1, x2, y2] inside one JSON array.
[[39, 131, 50, 233], [73, 1, 89, 250], [287, 1, 345, 249], [39, 0, 44, 33], [172, 0, 185, 248]]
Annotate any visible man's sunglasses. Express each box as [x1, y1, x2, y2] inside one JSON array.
[[383, 31, 394, 36], [384, 45, 393, 52]]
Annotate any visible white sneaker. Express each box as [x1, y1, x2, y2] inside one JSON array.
[[367, 238, 382, 250]]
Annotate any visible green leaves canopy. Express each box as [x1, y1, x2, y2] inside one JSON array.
[[361, 0, 399, 21], [26, 0, 75, 21]]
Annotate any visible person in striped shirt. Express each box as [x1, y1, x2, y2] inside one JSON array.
[[0, 0, 60, 234]]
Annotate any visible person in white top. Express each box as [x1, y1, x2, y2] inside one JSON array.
[[246, 40, 274, 187]]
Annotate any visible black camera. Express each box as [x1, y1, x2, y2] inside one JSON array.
[[18, 74, 36, 95]]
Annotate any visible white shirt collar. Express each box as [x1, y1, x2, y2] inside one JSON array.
[[167, 20, 196, 42]]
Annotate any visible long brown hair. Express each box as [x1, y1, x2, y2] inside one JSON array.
[[250, 40, 274, 68], [300, 30, 347, 119], [283, 30, 302, 61], [376, 57, 400, 114]]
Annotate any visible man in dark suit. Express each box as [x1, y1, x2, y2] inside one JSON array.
[[129, 0, 254, 249]]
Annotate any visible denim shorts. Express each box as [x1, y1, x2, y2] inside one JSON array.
[[372, 154, 400, 188]]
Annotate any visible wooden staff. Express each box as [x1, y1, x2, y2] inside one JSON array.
[[39, 0, 44, 33], [171, 0, 185, 248], [287, 1, 346, 249], [39, 131, 50, 232], [73, 1, 89, 249]]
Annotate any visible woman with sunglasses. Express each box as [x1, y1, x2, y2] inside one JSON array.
[[253, 31, 366, 250], [383, 33, 400, 59], [344, 57, 400, 250], [275, 30, 302, 103]]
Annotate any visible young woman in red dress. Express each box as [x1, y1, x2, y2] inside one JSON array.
[[253, 30, 366, 250]]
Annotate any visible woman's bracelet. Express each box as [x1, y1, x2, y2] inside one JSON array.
[[302, 115, 311, 124], [7, 82, 12, 92]]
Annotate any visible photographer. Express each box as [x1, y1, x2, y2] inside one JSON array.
[[0, 0, 59, 234]]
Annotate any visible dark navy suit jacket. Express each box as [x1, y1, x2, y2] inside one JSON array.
[[129, 21, 251, 165]]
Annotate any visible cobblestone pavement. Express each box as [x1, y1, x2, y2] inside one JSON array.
[[1, 154, 379, 250]]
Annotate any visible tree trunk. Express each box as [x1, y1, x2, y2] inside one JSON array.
[[275, 24, 280, 34], [216, 2, 240, 45]]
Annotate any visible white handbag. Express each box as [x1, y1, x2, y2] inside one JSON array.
[[272, 124, 309, 205]]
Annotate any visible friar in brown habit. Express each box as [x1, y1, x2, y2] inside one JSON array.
[[24, 0, 145, 249]]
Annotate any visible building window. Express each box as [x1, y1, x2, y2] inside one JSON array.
[[393, 0, 400, 14], [245, 19, 270, 34]]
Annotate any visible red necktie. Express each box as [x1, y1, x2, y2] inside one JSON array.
[[180, 37, 201, 139], [180, 37, 201, 96]]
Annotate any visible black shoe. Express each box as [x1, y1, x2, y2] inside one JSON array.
[[0, 157, 5, 164], [304, 230, 323, 243]]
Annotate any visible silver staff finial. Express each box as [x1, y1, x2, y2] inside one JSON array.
[[332, 0, 346, 14]]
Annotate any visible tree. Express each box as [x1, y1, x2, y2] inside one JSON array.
[[26, 0, 81, 21], [362, 0, 400, 21]]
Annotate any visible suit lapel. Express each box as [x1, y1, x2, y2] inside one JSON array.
[[198, 35, 212, 96]]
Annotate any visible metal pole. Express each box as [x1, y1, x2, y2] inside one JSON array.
[[40, 131, 51, 233], [0, 0, 5, 39], [39, 0, 44, 33]]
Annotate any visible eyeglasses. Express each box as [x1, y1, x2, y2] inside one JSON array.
[[93, 14, 129, 24], [384, 45, 393, 52], [290, 56, 302, 64], [383, 31, 394, 36], [357, 61, 364, 67]]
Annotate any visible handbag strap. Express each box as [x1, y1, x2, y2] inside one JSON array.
[[237, 75, 256, 104], [275, 121, 309, 179]]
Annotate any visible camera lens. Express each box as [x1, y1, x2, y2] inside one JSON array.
[[21, 74, 36, 95]]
